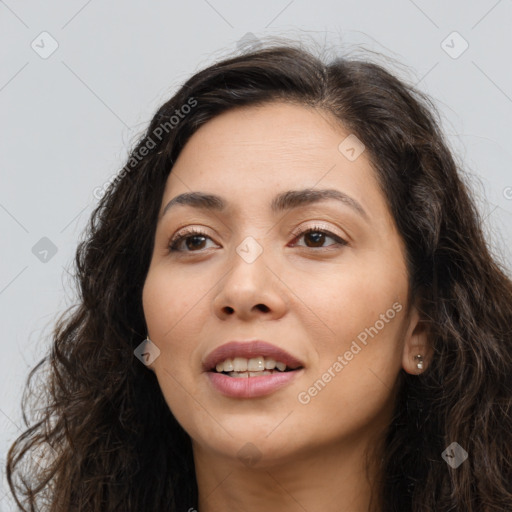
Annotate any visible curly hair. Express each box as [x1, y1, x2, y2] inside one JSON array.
[[6, 39, 512, 511]]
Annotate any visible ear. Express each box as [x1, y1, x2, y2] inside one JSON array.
[[401, 306, 433, 375]]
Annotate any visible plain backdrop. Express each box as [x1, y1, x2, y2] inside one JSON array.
[[1, 1, 511, 508]]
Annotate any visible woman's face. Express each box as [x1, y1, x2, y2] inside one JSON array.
[[142, 101, 426, 466]]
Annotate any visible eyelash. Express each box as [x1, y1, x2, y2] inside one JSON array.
[[168, 225, 348, 253]]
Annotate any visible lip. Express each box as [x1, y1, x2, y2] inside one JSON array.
[[207, 370, 303, 398], [203, 340, 305, 399]]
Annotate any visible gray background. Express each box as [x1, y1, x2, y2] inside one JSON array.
[[1, 1, 511, 507]]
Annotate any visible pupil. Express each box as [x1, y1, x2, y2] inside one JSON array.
[[306, 232, 324, 247], [187, 235, 206, 250]]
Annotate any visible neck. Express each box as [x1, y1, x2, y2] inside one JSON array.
[[192, 433, 384, 512]]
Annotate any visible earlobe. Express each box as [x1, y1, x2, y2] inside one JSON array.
[[401, 306, 432, 375]]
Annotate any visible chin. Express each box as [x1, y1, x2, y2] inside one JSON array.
[[189, 419, 309, 467]]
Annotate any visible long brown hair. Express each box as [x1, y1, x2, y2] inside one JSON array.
[[6, 39, 512, 511]]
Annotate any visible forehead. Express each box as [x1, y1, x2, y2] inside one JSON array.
[[163, 102, 378, 202], [181, 102, 348, 164]]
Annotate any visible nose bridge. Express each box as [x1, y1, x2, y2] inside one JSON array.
[[235, 234, 266, 266], [226, 234, 269, 294], [225, 205, 274, 269], [212, 233, 286, 319]]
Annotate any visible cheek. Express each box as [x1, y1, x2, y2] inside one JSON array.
[[291, 257, 406, 392], [143, 265, 207, 336], [142, 270, 208, 437], [142, 263, 216, 372], [293, 261, 406, 425], [294, 306, 405, 444], [142, 269, 196, 386], [289, 254, 406, 342]]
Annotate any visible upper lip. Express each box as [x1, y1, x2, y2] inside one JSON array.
[[203, 340, 305, 371]]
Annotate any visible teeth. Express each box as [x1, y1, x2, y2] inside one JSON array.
[[216, 358, 234, 373], [215, 356, 289, 374], [264, 358, 276, 370], [248, 356, 265, 372], [275, 361, 286, 372], [228, 370, 273, 378], [233, 357, 247, 372]]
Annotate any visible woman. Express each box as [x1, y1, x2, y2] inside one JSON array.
[[6, 40, 512, 511]]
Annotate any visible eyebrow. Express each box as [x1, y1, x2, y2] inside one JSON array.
[[160, 188, 369, 222]]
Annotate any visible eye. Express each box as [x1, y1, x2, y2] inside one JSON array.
[[289, 225, 348, 249], [168, 228, 218, 253], [168, 224, 348, 254]]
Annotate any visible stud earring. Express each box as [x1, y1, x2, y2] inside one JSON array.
[[414, 354, 424, 370]]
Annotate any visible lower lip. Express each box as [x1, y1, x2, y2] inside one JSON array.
[[206, 370, 302, 398]]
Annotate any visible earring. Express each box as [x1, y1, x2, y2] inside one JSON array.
[[414, 354, 424, 370]]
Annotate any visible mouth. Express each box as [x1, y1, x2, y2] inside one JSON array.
[[203, 340, 305, 398], [203, 339, 304, 374], [212, 355, 300, 378]]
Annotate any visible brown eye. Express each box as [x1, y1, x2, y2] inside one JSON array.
[[292, 227, 347, 249], [168, 229, 216, 253], [304, 231, 327, 247], [183, 235, 208, 251]]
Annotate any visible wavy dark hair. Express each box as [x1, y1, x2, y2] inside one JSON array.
[[6, 39, 512, 511]]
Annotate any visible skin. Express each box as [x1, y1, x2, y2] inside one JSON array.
[[142, 101, 431, 512]]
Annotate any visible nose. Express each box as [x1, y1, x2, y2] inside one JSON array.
[[212, 241, 288, 322]]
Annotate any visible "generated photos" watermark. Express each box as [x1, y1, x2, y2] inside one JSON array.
[[298, 301, 403, 405]]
